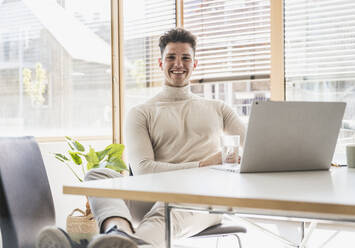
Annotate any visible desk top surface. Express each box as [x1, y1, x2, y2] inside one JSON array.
[[63, 167, 355, 221]]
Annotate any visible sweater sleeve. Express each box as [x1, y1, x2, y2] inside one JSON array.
[[125, 107, 200, 175], [222, 103, 247, 147]]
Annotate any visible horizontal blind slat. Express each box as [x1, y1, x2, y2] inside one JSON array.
[[184, 8, 270, 22], [184, 0, 268, 8]]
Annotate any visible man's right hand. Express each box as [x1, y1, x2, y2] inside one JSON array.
[[199, 152, 222, 167]]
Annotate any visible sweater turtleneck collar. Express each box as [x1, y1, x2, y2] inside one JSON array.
[[159, 84, 192, 101]]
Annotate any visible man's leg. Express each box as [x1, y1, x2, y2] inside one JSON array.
[[85, 168, 157, 248], [38, 168, 135, 248], [86, 169, 221, 247], [84, 168, 135, 234], [134, 202, 222, 248]]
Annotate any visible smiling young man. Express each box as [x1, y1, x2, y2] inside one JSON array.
[[160, 42, 197, 88], [124, 28, 246, 176], [37, 28, 245, 248]]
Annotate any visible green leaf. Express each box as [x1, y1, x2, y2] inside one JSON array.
[[99, 144, 127, 173], [73, 140, 85, 152], [104, 157, 128, 173], [54, 153, 69, 162], [96, 148, 110, 161], [65, 136, 85, 152], [85, 147, 99, 171], [69, 151, 82, 165], [66, 141, 75, 150], [87, 162, 100, 170], [106, 144, 125, 160], [65, 136, 75, 150]]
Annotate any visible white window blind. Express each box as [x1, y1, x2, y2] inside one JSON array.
[[183, 0, 271, 118], [123, 0, 175, 94], [183, 0, 270, 82], [285, 0, 355, 151], [285, 0, 355, 83]]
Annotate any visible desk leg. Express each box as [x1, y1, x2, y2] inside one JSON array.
[[165, 203, 172, 248], [299, 222, 317, 248]]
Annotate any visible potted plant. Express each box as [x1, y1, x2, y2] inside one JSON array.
[[54, 136, 128, 242]]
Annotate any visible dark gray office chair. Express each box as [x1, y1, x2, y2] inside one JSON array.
[[0, 136, 55, 248], [128, 167, 246, 247]]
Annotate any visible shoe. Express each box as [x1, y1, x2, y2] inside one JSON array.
[[36, 226, 89, 248], [88, 225, 149, 248]]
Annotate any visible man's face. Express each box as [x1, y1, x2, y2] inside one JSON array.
[[159, 42, 198, 87]]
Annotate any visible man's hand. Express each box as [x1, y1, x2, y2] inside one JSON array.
[[199, 152, 222, 167], [199, 153, 242, 167]]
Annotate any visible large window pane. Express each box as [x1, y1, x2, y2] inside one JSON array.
[[285, 0, 355, 158], [184, 0, 271, 121], [0, 0, 112, 137], [123, 0, 176, 115]]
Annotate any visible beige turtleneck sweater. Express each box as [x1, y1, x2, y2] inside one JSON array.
[[125, 85, 246, 175]]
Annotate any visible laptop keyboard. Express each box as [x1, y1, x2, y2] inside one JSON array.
[[209, 164, 240, 173]]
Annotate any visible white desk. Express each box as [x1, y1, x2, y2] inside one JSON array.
[[63, 167, 355, 247]]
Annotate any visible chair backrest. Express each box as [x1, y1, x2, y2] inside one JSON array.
[[0, 136, 55, 248]]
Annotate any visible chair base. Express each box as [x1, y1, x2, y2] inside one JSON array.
[[191, 223, 246, 248]]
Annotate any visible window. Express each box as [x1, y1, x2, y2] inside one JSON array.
[[123, 0, 176, 116], [284, 0, 355, 156], [4, 0, 351, 151], [0, 0, 112, 137], [184, 0, 271, 120]]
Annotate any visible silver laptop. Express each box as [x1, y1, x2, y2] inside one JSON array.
[[215, 101, 346, 173]]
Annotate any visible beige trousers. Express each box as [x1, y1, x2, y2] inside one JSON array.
[[85, 168, 222, 248]]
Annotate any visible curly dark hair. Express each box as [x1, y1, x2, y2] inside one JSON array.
[[159, 28, 197, 56]]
